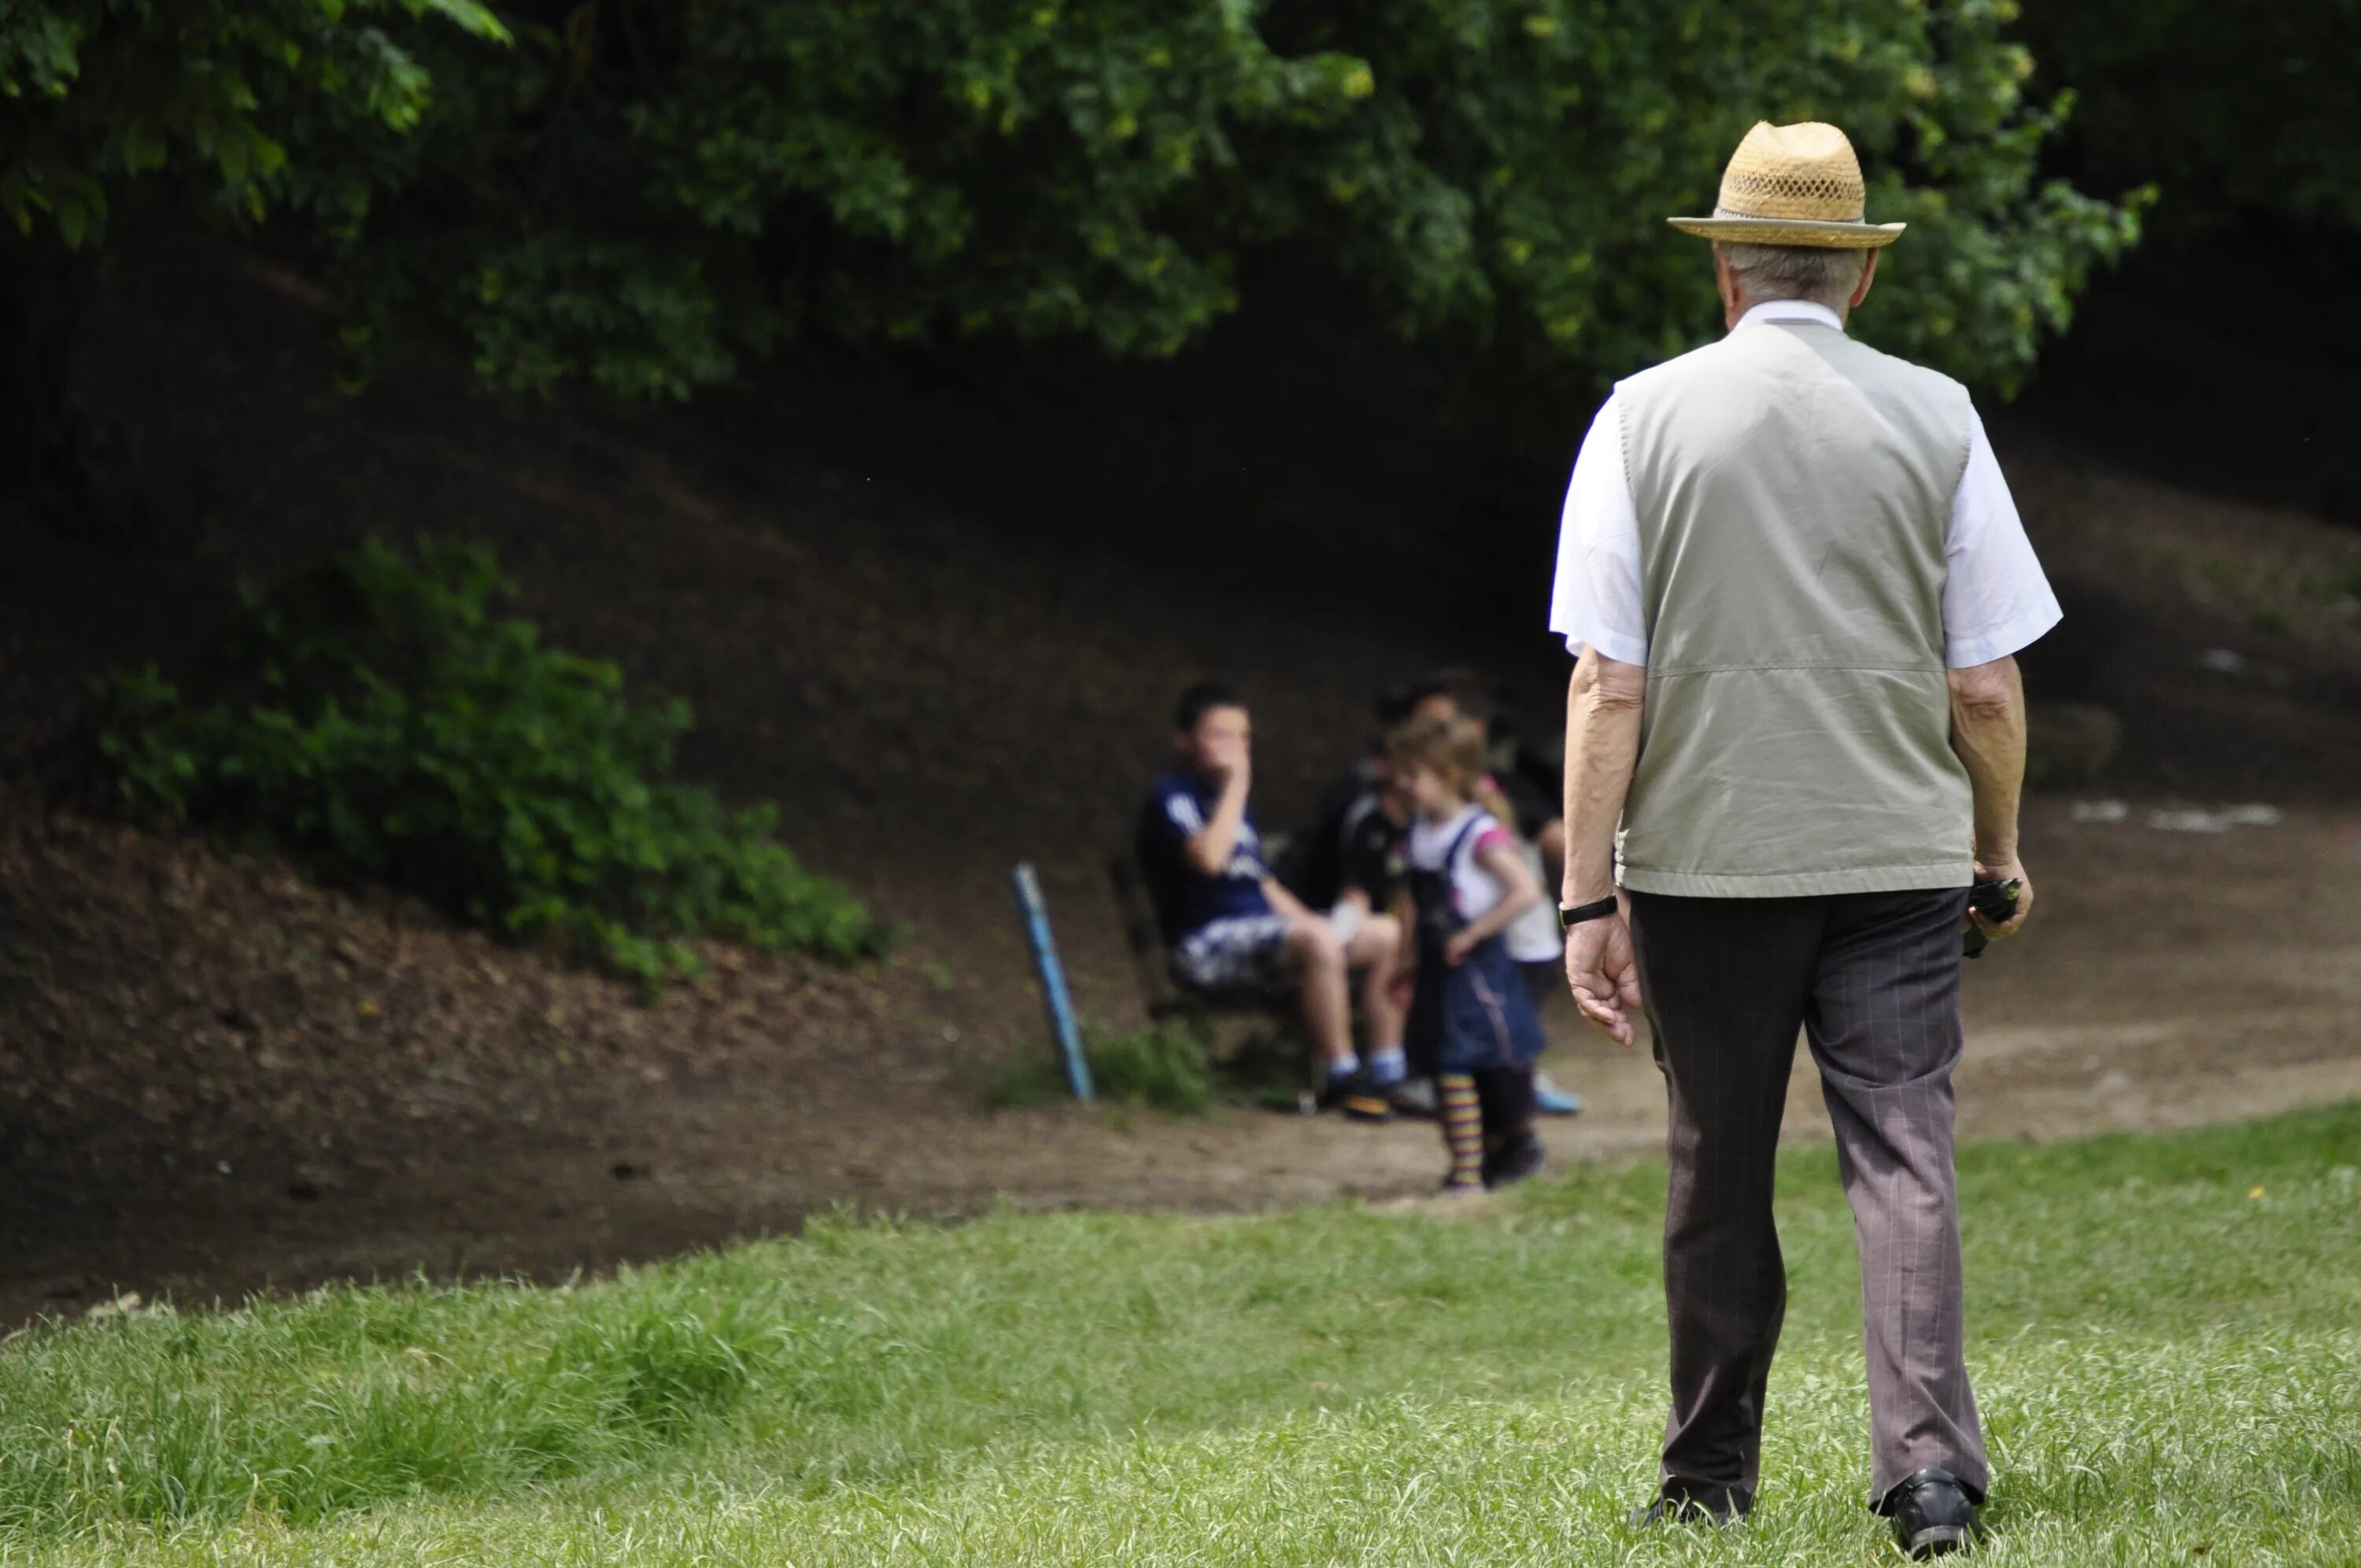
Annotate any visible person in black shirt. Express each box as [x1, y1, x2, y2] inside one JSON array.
[[1275, 760, 1409, 917], [1273, 698, 1423, 1116]]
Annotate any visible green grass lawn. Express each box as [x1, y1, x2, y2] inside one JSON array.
[[4, 1105, 2357, 1566]]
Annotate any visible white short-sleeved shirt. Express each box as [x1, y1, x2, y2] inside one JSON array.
[[1405, 806, 1518, 918], [1547, 300, 2062, 670], [1405, 806, 1562, 964]]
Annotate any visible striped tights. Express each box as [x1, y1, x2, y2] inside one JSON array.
[[1439, 1072, 1484, 1190]]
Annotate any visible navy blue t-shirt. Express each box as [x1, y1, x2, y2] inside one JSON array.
[[1136, 770, 1273, 944]]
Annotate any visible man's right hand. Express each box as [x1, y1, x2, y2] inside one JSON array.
[[1968, 858, 2034, 942], [1565, 909, 1642, 1048]]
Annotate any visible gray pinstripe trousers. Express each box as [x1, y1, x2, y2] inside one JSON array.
[[1628, 887, 1987, 1515]]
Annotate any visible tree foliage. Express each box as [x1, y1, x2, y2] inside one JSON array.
[[2019, 0, 2361, 242], [0, 0, 510, 493], [331, 0, 1383, 397], [1263, 0, 2147, 393], [7, 0, 2145, 405], [0, 0, 508, 253], [334, 0, 2140, 400]]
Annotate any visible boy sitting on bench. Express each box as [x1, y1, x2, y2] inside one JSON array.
[[1136, 681, 1407, 1118]]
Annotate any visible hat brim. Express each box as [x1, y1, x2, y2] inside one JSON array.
[[1667, 214, 1905, 249]]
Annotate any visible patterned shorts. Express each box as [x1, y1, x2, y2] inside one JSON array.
[[1172, 914, 1295, 994]]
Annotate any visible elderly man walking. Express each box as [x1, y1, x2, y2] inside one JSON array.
[[1549, 121, 2056, 1559]]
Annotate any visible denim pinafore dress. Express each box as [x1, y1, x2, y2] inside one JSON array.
[[1405, 813, 1549, 1075]]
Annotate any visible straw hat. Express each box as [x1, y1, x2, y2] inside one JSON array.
[[1668, 121, 1904, 249]]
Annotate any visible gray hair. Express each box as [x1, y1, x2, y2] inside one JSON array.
[[1713, 238, 1868, 311]]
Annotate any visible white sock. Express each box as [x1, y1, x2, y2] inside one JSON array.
[[1328, 1053, 1361, 1082], [1366, 1047, 1407, 1085]]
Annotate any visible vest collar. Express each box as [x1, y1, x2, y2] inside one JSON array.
[[1734, 299, 1846, 334]]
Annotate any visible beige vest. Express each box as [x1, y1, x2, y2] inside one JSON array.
[[1616, 318, 1975, 897]]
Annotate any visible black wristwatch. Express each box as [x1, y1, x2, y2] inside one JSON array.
[[1558, 895, 1620, 931]]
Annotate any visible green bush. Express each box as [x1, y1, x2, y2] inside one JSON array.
[[95, 537, 884, 988]]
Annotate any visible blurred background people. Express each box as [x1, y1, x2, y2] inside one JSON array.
[[1136, 681, 1406, 1119]]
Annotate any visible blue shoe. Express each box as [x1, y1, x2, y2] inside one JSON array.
[[1535, 1072, 1583, 1116]]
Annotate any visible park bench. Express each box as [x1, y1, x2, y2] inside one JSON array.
[[1107, 845, 1395, 1117], [1106, 850, 1295, 1028]]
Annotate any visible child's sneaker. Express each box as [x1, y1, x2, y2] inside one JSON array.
[[1315, 1070, 1395, 1123], [1483, 1131, 1547, 1190], [1387, 1076, 1438, 1118], [1437, 1177, 1488, 1200], [1535, 1072, 1584, 1116]]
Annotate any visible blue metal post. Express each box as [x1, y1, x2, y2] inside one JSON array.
[[1011, 861, 1092, 1101]]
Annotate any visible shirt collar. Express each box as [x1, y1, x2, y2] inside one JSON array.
[[1735, 299, 1846, 333], [1417, 802, 1483, 836]]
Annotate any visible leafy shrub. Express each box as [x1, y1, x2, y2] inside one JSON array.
[[95, 537, 884, 988]]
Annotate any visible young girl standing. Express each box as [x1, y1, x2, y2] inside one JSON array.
[[1387, 714, 1550, 1195]]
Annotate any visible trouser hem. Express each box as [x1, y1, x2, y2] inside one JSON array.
[[1658, 1475, 1755, 1518]]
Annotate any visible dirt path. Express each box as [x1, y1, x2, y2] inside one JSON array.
[[6, 799, 2355, 1323]]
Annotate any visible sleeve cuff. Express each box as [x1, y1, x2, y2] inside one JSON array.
[[1945, 603, 2062, 669], [1561, 629, 1650, 666]]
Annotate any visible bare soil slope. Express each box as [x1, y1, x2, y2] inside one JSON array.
[[2, 249, 2357, 1320]]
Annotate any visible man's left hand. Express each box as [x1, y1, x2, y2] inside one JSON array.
[[1967, 858, 2035, 942], [1565, 909, 1642, 1047]]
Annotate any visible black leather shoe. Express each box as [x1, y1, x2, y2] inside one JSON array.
[[1880, 1468, 1982, 1559], [1629, 1487, 1750, 1529]]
